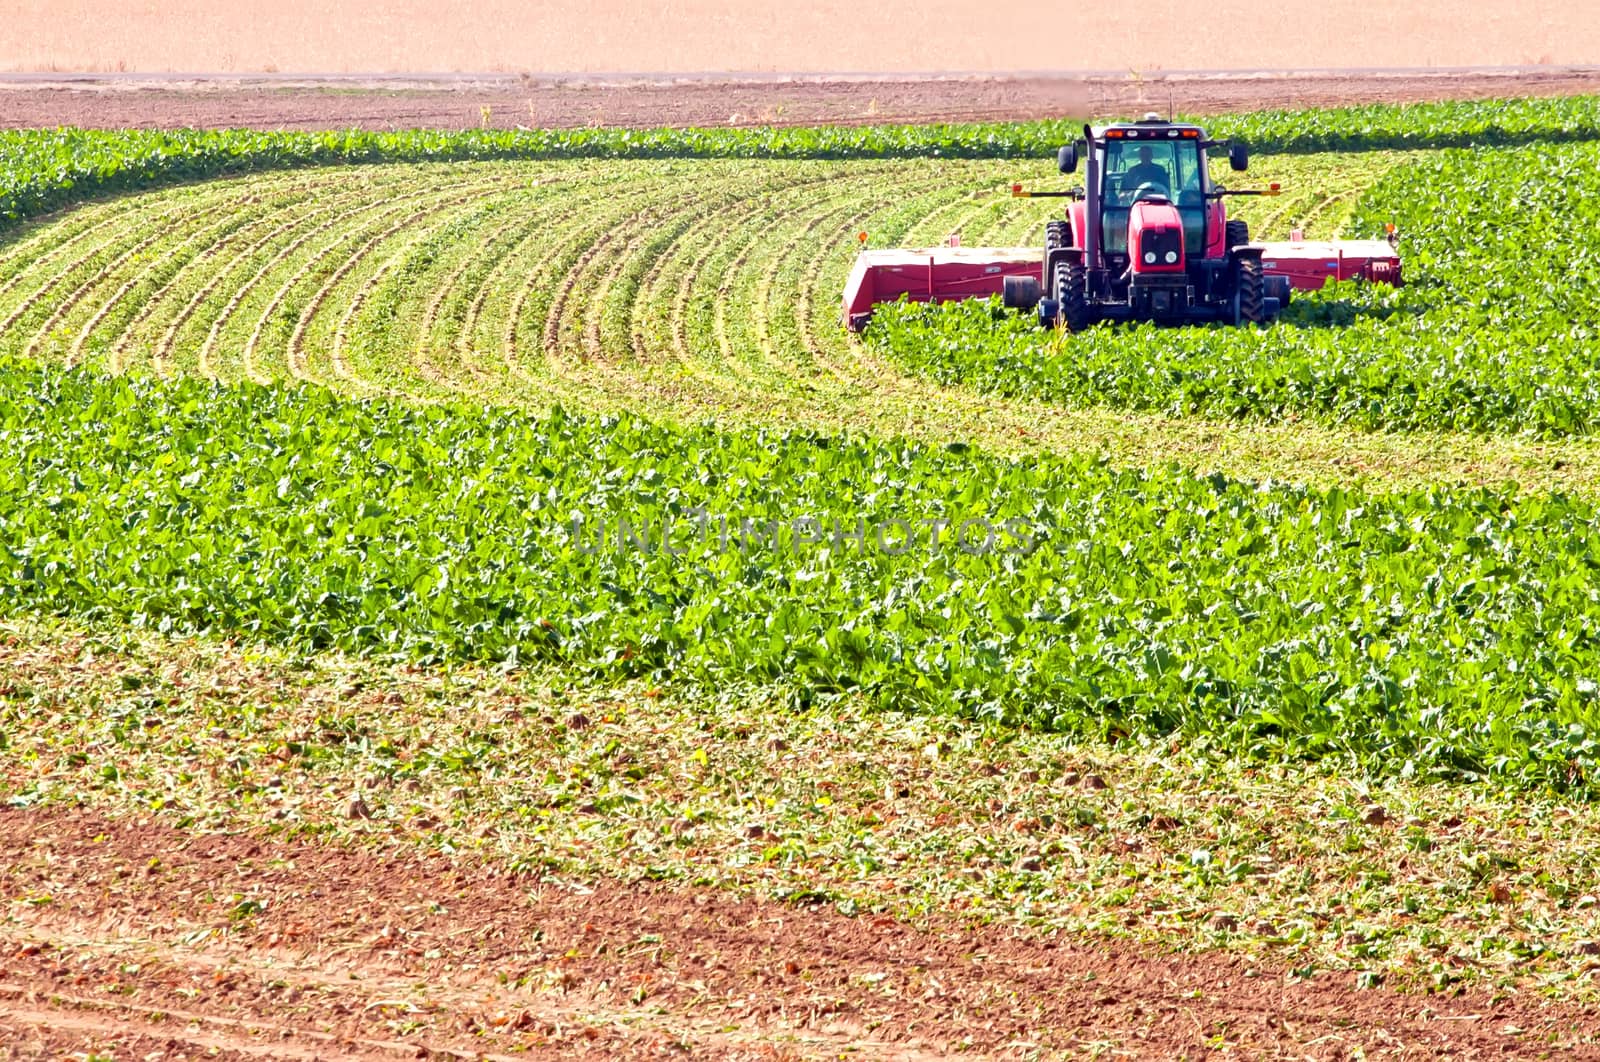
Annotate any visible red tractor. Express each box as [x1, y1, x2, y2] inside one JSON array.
[[842, 114, 1401, 331]]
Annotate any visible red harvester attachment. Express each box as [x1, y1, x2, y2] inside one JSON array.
[[843, 114, 1402, 332]]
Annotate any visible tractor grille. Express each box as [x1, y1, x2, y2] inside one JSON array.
[[1138, 228, 1183, 268]]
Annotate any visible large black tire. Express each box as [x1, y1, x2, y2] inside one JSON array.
[[1225, 219, 1250, 250], [1042, 220, 1070, 285], [1052, 260, 1091, 332], [1236, 256, 1266, 325], [1265, 274, 1293, 308], [1002, 274, 1042, 311]]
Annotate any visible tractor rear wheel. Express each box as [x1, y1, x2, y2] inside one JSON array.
[[1052, 261, 1091, 331], [1042, 220, 1070, 288], [1225, 219, 1250, 250], [1236, 256, 1266, 325]]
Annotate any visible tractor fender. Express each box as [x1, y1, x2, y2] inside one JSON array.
[[1045, 245, 1083, 281], [1068, 201, 1089, 249], [1229, 246, 1266, 263]]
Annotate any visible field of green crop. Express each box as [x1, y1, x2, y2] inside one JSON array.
[[7, 97, 1600, 992], [873, 142, 1600, 435], [13, 358, 1600, 791], [4, 95, 1597, 220]]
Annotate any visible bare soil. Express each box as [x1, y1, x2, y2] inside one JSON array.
[[1, 807, 1595, 1059], [0, 70, 1595, 131], [3, 0, 1598, 75]]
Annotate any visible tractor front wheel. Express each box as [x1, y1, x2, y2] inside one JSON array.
[[1225, 219, 1250, 250], [1052, 261, 1091, 331], [1236, 256, 1266, 325]]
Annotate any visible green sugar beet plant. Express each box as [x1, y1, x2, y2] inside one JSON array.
[[2, 95, 1597, 223], [868, 141, 1600, 437], [5, 358, 1600, 792]]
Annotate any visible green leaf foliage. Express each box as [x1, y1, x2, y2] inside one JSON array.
[[1, 95, 1597, 223], [868, 141, 1600, 437], [5, 358, 1600, 791]]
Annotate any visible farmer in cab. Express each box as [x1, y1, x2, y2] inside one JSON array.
[[1121, 145, 1170, 194]]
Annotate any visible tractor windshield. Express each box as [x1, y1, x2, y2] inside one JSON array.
[[1100, 137, 1206, 256]]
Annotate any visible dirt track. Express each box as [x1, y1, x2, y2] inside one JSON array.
[[0, 69, 1595, 130], [5, 0, 1600, 75], [2, 807, 1594, 1059]]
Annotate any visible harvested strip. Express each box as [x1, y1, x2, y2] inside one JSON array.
[[285, 186, 521, 385], [17, 199, 237, 363], [80, 202, 284, 372], [4, 806, 1596, 1060], [244, 177, 521, 384], [9, 155, 1591, 491], [141, 176, 393, 376]]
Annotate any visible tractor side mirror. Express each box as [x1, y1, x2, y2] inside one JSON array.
[[1229, 142, 1249, 171], [1058, 143, 1078, 175]]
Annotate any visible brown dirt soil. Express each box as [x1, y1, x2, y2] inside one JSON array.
[[3, 1, 1599, 75], [0, 70, 1596, 131], [1, 807, 1596, 1060]]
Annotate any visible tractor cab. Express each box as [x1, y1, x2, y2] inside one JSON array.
[[1093, 121, 1212, 261], [1057, 115, 1247, 282]]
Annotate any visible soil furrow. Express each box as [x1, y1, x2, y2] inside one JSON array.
[[3, 806, 1595, 1060]]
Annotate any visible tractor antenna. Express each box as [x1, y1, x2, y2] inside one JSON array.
[[1168, 86, 1174, 122]]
